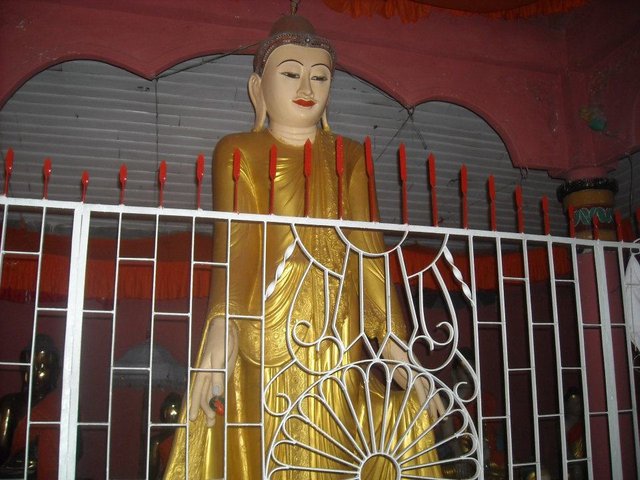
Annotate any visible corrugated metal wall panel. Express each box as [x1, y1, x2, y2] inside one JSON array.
[[0, 56, 568, 235]]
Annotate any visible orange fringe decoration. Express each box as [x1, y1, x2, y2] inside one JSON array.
[[0, 228, 572, 303], [322, 0, 588, 22]]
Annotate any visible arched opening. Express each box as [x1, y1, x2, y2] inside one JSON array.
[[0, 56, 565, 234]]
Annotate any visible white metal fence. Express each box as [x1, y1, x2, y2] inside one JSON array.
[[0, 195, 638, 479]]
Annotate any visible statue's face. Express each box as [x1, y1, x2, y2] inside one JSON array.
[[23, 350, 59, 397], [162, 400, 181, 424], [566, 392, 582, 416], [260, 44, 332, 129]]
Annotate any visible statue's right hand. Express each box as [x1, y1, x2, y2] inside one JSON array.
[[189, 318, 237, 427]]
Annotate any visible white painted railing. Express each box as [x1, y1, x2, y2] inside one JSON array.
[[0, 195, 638, 479]]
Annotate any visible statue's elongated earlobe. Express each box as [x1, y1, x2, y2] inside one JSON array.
[[321, 110, 331, 132], [248, 73, 267, 132]]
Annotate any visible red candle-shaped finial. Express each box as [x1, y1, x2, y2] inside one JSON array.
[[3, 148, 14, 196], [158, 160, 167, 207], [541, 196, 550, 235], [428, 153, 438, 227], [304, 139, 312, 177], [515, 185, 524, 233], [335, 136, 344, 219], [488, 175, 496, 231], [43, 157, 52, 199], [196, 154, 205, 210], [233, 148, 241, 213], [614, 210, 623, 241], [568, 205, 576, 238], [269, 145, 277, 214], [119, 164, 127, 204], [304, 139, 312, 216], [592, 214, 600, 240], [460, 165, 468, 229], [364, 136, 378, 222], [232, 149, 241, 181], [399, 144, 407, 181], [81, 171, 89, 203], [399, 144, 408, 224]]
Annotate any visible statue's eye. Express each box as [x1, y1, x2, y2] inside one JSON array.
[[311, 75, 328, 82], [280, 71, 300, 79]]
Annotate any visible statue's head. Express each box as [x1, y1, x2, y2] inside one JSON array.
[[20, 334, 60, 398], [160, 392, 182, 424], [564, 386, 583, 417], [249, 15, 336, 133]]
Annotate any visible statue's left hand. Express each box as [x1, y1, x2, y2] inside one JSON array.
[[189, 317, 238, 427]]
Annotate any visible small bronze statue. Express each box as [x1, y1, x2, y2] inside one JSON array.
[[148, 392, 181, 479], [0, 334, 60, 479], [564, 387, 586, 480]]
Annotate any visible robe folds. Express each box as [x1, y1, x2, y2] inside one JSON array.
[[164, 129, 442, 479]]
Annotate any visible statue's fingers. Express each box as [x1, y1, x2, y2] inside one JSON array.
[[205, 411, 217, 428], [189, 373, 208, 421], [200, 376, 216, 425]]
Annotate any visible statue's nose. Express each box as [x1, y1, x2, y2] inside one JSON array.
[[297, 72, 313, 97]]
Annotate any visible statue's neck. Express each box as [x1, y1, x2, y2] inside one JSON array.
[[268, 124, 317, 147]]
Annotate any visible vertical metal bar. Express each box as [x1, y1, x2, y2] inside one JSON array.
[[260, 220, 268, 478], [593, 244, 623, 477], [222, 218, 233, 479], [106, 209, 125, 479], [144, 213, 161, 479], [520, 237, 542, 476], [222, 220, 234, 478], [0, 203, 7, 286], [185, 217, 196, 480], [546, 240, 570, 479], [570, 243, 594, 479], [58, 204, 90, 478], [466, 234, 485, 470], [494, 236, 513, 474], [23, 206, 48, 478]]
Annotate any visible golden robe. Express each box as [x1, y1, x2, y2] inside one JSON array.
[[164, 129, 441, 479]]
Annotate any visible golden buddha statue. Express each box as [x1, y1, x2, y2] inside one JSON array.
[[0, 334, 60, 479], [164, 14, 444, 479]]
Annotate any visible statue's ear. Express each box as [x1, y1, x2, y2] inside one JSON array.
[[248, 73, 266, 132], [321, 109, 331, 132]]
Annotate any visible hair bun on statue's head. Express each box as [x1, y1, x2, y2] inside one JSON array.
[[253, 15, 336, 76]]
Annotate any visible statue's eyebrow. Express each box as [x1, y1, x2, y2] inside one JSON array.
[[277, 59, 303, 67], [312, 63, 330, 69]]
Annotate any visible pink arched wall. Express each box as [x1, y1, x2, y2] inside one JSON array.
[[0, 0, 639, 180]]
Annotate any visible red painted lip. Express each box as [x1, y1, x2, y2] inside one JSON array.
[[293, 99, 316, 107]]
